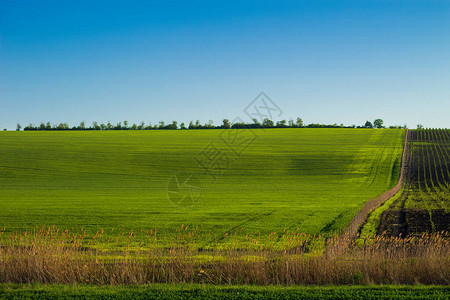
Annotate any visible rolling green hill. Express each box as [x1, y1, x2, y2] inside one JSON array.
[[0, 129, 404, 245]]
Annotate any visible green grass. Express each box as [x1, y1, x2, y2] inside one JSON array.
[[0, 284, 448, 300], [0, 129, 404, 246]]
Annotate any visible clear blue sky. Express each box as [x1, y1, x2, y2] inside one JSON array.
[[1, 0, 449, 129]]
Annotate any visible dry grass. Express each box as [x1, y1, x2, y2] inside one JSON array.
[[0, 226, 448, 285]]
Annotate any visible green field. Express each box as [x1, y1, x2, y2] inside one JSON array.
[[0, 129, 404, 245], [0, 284, 448, 300]]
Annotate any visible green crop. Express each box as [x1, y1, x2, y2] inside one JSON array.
[[0, 129, 404, 246], [0, 284, 448, 300]]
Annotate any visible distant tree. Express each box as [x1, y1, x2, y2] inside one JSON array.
[[92, 121, 100, 130], [307, 123, 322, 128], [2, 129, 6, 131], [373, 119, 384, 129], [417, 124, 423, 130], [25, 123, 35, 131], [251, 118, 261, 128], [222, 119, 231, 129], [262, 118, 274, 128], [231, 121, 247, 129], [170, 121, 178, 129], [276, 120, 287, 128], [14, 118, 382, 132]]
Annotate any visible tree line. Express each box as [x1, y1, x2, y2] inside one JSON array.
[[17, 118, 396, 131]]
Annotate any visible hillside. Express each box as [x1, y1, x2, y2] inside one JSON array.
[[0, 129, 404, 245]]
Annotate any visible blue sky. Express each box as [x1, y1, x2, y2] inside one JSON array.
[[1, 0, 449, 129]]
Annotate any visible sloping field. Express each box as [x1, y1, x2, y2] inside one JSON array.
[[0, 129, 404, 245]]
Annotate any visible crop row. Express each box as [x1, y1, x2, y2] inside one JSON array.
[[406, 129, 449, 210], [378, 129, 449, 235]]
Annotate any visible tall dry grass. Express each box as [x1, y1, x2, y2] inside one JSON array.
[[0, 226, 448, 285]]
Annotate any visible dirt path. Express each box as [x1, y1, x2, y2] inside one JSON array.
[[377, 130, 414, 236], [326, 129, 409, 256], [342, 129, 410, 237]]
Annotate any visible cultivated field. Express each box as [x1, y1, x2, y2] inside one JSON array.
[[1, 128, 448, 288], [377, 129, 450, 235], [0, 129, 404, 247]]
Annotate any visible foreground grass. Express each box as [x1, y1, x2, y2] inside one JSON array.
[[1, 228, 448, 286], [0, 284, 448, 300]]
